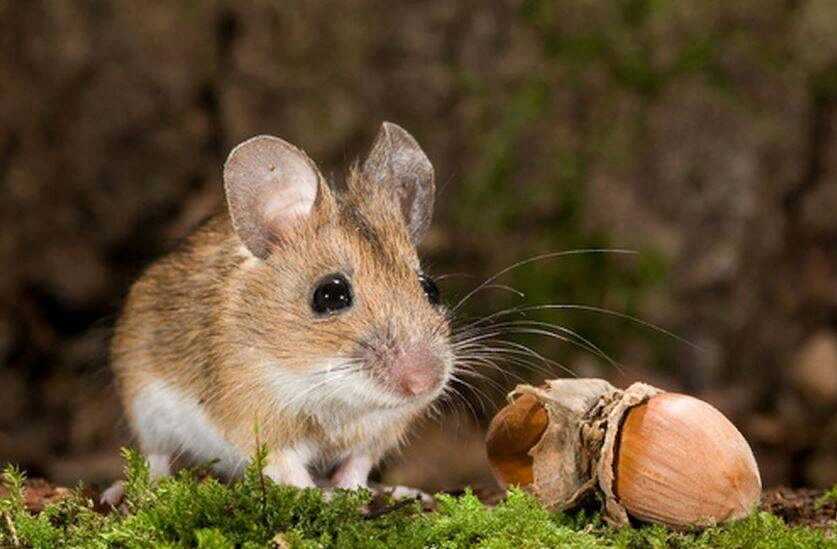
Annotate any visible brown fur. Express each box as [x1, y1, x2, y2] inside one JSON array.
[[112, 166, 451, 474]]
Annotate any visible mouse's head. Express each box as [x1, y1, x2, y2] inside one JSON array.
[[223, 123, 452, 412]]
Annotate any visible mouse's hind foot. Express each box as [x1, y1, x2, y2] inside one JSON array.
[[99, 452, 172, 510], [99, 480, 126, 508]]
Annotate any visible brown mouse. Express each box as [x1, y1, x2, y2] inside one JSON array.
[[102, 123, 453, 504]]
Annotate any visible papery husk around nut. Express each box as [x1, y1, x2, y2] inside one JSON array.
[[485, 379, 762, 529], [486, 378, 626, 510], [595, 382, 662, 525]]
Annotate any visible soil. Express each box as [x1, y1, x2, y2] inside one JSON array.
[[0, 479, 73, 514], [761, 487, 836, 531], [2, 480, 833, 531]]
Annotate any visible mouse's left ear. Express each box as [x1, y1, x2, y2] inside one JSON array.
[[362, 122, 435, 244]]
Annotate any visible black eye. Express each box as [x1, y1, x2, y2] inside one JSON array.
[[419, 274, 440, 305], [311, 273, 353, 315]]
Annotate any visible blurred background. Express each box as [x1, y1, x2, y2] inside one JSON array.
[[1, 1, 835, 494]]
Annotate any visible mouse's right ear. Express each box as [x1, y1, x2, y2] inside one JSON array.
[[223, 135, 326, 259]]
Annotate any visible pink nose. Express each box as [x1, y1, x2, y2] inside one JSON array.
[[390, 348, 443, 396]]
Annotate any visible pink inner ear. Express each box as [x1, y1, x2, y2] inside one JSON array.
[[262, 175, 318, 226], [254, 153, 319, 231]]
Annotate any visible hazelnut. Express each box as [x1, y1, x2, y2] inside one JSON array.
[[486, 379, 762, 528]]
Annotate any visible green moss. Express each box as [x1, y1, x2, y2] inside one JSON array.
[[817, 486, 837, 509], [1, 453, 832, 548]]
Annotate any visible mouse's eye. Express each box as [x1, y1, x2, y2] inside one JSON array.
[[311, 273, 353, 315], [419, 274, 441, 305]]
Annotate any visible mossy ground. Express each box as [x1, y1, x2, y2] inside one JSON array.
[[1, 450, 833, 548], [819, 487, 837, 509]]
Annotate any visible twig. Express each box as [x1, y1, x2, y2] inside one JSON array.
[[3, 510, 19, 547], [254, 423, 268, 527]]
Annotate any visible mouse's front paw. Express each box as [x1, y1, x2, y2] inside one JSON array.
[[368, 482, 435, 508]]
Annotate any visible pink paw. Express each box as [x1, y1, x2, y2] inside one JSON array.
[[99, 480, 126, 509]]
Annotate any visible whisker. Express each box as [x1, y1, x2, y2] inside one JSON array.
[[441, 379, 480, 424], [435, 272, 474, 281], [455, 354, 530, 385], [453, 364, 511, 393], [450, 330, 505, 349], [452, 249, 638, 312], [507, 304, 702, 351], [448, 372, 493, 417], [486, 321, 621, 372], [462, 341, 574, 378]]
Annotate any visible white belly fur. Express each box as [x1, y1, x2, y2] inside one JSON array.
[[131, 377, 414, 480], [132, 378, 247, 477]]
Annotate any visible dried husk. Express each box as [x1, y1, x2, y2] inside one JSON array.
[[486, 378, 626, 510], [485, 378, 762, 529]]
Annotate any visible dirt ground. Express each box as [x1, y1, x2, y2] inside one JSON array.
[[760, 487, 836, 531]]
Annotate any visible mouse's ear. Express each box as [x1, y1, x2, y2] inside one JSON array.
[[223, 135, 324, 259], [362, 122, 435, 244]]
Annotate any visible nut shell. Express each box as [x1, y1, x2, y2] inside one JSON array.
[[613, 393, 762, 528], [485, 379, 763, 529], [485, 392, 548, 487]]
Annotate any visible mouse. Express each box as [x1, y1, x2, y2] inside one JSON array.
[[101, 122, 453, 505]]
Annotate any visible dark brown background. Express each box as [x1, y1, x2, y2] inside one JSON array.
[[1, 1, 835, 493]]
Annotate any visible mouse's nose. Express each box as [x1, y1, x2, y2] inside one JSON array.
[[389, 346, 444, 397]]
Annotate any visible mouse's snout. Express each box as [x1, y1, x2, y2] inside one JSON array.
[[363, 338, 448, 399], [389, 346, 444, 397]]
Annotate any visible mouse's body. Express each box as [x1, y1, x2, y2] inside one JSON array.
[[107, 123, 452, 496]]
